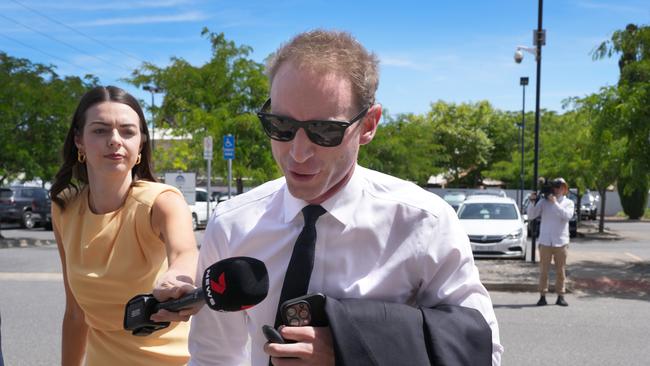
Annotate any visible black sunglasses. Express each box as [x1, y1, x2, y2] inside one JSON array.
[[256, 98, 370, 147]]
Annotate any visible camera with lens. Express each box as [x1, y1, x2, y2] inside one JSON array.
[[537, 177, 562, 200]]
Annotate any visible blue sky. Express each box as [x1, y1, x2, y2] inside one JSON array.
[[1, 0, 649, 116]]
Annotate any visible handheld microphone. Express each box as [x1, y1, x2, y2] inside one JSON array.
[[124, 256, 269, 336]]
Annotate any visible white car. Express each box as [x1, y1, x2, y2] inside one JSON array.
[[457, 195, 527, 259], [188, 188, 216, 230]]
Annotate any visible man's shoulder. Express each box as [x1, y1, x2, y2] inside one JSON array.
[[358, 167, 449, 217], [213, 176, 285, 218]]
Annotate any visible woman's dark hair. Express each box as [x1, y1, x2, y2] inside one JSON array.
[[50, 85, 156, 209]]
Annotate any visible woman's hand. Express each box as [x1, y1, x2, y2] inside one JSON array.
[[150, 270, 203, 322]]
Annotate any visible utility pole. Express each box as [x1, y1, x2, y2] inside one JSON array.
[[143, 85, 162, 151]]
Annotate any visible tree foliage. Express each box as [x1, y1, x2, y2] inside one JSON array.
[[0, 52, 97, 186], [592, 23, 650, 219], [3, 23, 648, 223], [359, 111, 444, 185], [566, 87, 625, 230], [125, 29, 277, 189]]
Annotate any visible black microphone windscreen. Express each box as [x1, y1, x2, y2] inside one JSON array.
[[202, 256, 269, 312]]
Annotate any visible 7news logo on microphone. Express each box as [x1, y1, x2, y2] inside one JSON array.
[[202, 256, 269, 312], [124, 257, 269, 336], [204, 267, 225, 308]]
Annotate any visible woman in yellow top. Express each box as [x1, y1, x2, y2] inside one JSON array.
[[50, 86, 200, 365]]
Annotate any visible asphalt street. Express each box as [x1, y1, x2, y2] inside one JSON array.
[[492, 290, 650, 366], [0, 221, 648, 365]]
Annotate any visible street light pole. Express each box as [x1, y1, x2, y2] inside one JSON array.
[[143, 85, 162, 152], [513, 0, 545, 263], [519, 76, 529, 211], [531, 0, 545, 264]]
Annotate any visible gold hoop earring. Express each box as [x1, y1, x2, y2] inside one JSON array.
[[77, 151, 86, 163], [135, 154, 141, 165]]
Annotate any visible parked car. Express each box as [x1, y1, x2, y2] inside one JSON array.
[[188, 188, 216, 231], [579, 191, 599, 220], [0, 186, 52, 229], [457, 195, 527, 259], [211, 191, 235, 204], [442, 191, 467, 211], [466, 189, 508, 199]]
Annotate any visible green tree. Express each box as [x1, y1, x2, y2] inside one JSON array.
[[593, 23, 650, 219], [359, 111, 444, 185], [0, 52, 96, 186], [126, 29, 276, 191], [567, 87, 625, 231], [481, 109, 537, 189], [426, 101, 495, 187]]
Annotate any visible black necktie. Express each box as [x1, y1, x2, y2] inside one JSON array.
[[274, 205, 327, 328]]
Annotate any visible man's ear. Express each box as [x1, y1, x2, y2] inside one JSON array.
[[359, 104, 381, 146]]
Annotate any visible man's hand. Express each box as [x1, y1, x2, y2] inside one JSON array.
[[264, 326, 335, 366], [529, 192, 537, 201], [547, 194, 557, 203], [150, 270, 203, 322]]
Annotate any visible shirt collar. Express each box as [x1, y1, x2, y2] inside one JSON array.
[[281, 165, 364, 227]]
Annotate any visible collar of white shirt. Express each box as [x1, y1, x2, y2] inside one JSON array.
[[280, 164, 365, 227]]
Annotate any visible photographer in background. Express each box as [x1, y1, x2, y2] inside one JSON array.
[[527, 177, 574, 307]]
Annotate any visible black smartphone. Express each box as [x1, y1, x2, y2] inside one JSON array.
[[280, 293, 328, 327], [262, 324, 286, 344]]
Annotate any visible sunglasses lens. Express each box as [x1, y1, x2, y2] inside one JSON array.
[[258, 113, 349, 147], [306, 121, 346, 147], [261, 115, 295, 141]]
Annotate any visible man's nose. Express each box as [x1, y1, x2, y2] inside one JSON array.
[[289, 128, 314, 163]]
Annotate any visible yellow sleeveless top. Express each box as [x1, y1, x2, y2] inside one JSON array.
[[53, 181, 190, 366]]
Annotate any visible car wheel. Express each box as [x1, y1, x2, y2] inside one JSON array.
[[22, 211, 36, 229], [191, 213, 198, 231]]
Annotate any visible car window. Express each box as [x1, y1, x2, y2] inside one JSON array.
[[458, 203, 518, 220], [582, 193, 598, 203], [443, 193, 466, 204], [196, 190, 208, 202], [33, 189, 47, 200], [0, 189, 12, 199], [467, 190, 507, 198]]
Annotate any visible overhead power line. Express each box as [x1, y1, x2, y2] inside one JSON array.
[[0, 13, 134, 73], [0, 32, 96, 74], [9, 0, 147, 66]]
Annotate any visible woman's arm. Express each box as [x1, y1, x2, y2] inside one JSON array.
[[150, 191, 200, 322], [53, 212, 88, 366]]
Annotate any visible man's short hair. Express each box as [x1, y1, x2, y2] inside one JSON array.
[[266, 29, 380, 109]]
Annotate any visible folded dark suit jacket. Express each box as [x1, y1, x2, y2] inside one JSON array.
[[324, 298, 492, 366]]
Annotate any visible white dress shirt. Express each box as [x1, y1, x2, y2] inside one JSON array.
[[189, 165, 503, 365], [527, 195, 575, 246]]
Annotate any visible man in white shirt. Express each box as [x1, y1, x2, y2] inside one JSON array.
[[189, 29, 503, 366], [527, 177, 575, 307]]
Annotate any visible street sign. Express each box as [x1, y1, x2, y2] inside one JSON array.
[[223, 134, 235, 160], [164, 172, 196, 204], [203, 136, 213, 160]]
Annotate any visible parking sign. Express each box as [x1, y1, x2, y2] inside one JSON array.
[[223, 134, 235, 160], [203, 136, 213, 160]]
